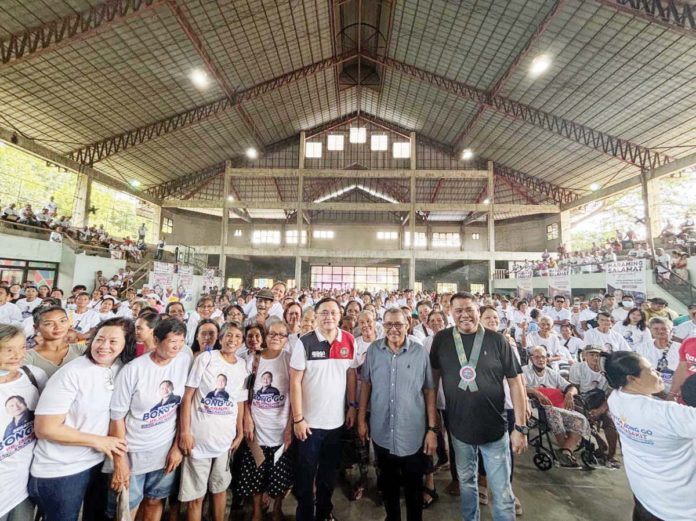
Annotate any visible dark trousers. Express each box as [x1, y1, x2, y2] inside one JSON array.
[[373, 443, 426, 521], [633, 496, 664, 521], [294, 426, 343, 521]]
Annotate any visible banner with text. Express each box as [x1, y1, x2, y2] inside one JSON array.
[[605, 260, 647, 303], [516, 270, 534, 299], [548, 268, 572, 299]]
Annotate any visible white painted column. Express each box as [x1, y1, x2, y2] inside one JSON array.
[[408, 132, 417, 289], [296, 134, 305, 288], [72, 173, 92, 228], [487, 161, 495, 292], [219, 161, 231, 281]]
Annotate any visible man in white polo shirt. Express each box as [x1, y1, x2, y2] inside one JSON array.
[[290, 297, 359, 521]]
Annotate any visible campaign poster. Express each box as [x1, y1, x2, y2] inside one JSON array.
[[548, 268, 572, 299], [605, 260, 647, 303], [148, 272, 176, 298], [177, 265, 194, 305], [153, 261, 175, 275], [516, 270, 534, 299]]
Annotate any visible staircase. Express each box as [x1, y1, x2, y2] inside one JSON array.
[[657, 268, 695, 307]]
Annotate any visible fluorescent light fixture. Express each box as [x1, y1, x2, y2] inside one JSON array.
[[129, 179, 141, 188], [530, 54, 551, 76], [483, 198, 490, 204], [190, 68, 209, 88], [590, 183, 600, 191], [461, 148, 474, 160], [246, 147, 258, 159], [227, 195, 234, 201]]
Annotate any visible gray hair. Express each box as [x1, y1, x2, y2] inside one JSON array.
[[0, 324, 25, 345], [384, 307, 409, 323], [648, 316, 672, 329], [358, 310, 376, 322], [529, 345, 547, 357]]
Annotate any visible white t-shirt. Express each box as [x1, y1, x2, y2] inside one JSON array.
[[578, 308, 598, 327], [546, 307, 571, 333], [525, 332, 573, 368], [15, 298, 42, 319], [611, 307, 630, 323], [0, 302, 23, 325], [69, 309, 101, 335], [656, 254, 671, 274], [411, 324, 434, 342], [0, 365, 47, 517], [569, 362, 608, 393], [612, 323, 652, 350], [522, 365, 570, 391], [674, 320, 696, 342], [32, 357, 122, 478], [422, 335, 447, 410], [559, 336, 583, 360], [608, 390, 696, 521], [584, 328, 631, 353], [186, 350, 248, 459], [248, 351, 290, 447], [110, 351, 192, 467], [635, 341, 680, 394], [290, 328, 359, 430]]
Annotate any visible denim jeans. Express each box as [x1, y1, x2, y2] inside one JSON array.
[[293, 426, 343, 521], [28, 464, 103, 521], [451, 433, 515, 521]]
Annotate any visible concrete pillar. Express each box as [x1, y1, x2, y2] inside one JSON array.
[[408, 162, 416, 289], [72, 173, 92, 228], [487, 161, 495, 293], [220, 161, 231, 281], [152, 204, 163, 244], [559, 210, 571, 247], [296, 147, 305, 289], [641, 169, 661, 254]]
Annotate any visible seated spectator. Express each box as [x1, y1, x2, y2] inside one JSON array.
[[523, 346, 590, 468], [568, 345, 620, 468], [18, 204, 38, 226], [42, 196, 57, 216], [49, 227, 63, 243], [35, 208, 51, 227], [2, 202, 19, 221]]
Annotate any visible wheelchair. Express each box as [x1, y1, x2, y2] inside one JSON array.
[[526, 395, 606, 471]]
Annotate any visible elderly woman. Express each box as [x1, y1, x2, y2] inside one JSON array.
[[28, 317, 135, 521], [520, 315, 574, 371], [635, 317, 680, 395], [523, 345, 590, 468], [299, 309, 315, 335]]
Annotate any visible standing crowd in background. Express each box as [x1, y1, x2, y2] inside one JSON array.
[[1, 274, 696, 521]]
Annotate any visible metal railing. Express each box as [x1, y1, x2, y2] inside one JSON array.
[[656, 267, 695, 306]]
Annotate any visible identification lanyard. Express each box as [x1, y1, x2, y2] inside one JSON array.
[[452, 325, 485, 392]]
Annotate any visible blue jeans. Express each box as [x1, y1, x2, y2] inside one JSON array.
[[293, 426, 343, 521], [28, 464, 102, 521], [107, 467, 178, 516], [451, 433, 515, 521]]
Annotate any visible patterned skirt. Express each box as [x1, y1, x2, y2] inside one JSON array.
[[235, 442, 294, 498], [542, 405, 591, 438]]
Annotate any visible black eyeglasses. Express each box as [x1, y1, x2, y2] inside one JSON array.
[[267, 333, 289, 339]]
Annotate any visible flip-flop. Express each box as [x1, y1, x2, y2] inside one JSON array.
[[423, 487, 439, 509]]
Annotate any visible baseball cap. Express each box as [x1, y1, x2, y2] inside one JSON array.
[[583, 345, 604, 353], [256, 288, 275, 301], [688, 303, 696, 310]]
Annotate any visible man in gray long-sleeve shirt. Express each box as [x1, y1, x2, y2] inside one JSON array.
[[358, 307, 437, 521]]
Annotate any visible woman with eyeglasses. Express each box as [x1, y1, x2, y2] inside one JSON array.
[[240, 320, 293, 521], [28, 317, 136, 521], [24, 306, 86, 379]]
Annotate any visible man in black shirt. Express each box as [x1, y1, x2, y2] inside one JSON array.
[[430, 292, 527, 521]]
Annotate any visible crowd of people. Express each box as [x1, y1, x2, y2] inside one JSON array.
[[1, 276, 696, 521], [1, 196, 152, 262]]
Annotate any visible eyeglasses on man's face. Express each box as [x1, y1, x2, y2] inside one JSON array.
[[384, 322, 407, 331], [267, 332, 289, 339]]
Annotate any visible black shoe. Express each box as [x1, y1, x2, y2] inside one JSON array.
[[322, 514, 337, 521]]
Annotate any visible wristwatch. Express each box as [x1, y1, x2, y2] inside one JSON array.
[[427, 425, 440, 434], [513, 424, 529, 436], [349, 401, 360, 409]]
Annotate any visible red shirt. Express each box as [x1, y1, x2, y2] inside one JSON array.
[[678, 337, 696, 373]]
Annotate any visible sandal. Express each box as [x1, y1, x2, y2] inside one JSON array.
[[350, 483, 365, 501], [422, 487, 439, 509], [478, 486, 489, 505], [559, 449, 581, 468]]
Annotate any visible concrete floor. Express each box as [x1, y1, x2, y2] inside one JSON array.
[[229, 450, 634, 521]]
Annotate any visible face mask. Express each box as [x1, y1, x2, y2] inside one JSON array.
[[0, 369, 10, 378], [622, 301, 634, 308]]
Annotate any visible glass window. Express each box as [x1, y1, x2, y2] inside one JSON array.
[[226, 277, 242, 289], [286, 229, 307, 245], [305, 142, 322, 158], [414, 282, 423, 292], [376, 231, 398, 240], [312, 230, 335, 239], [432, 232, 461, 248], [472, 233, 480, 240], [371, 134, 388, 151], [233, 229, 243, 237], [404, 232, 427, 248], [437, 282, 458, 293], [253, 278, 274, 288], [470, 283, 485, 294], [161, 217, 173, 234], [310, 265, 399, 291], [546, 223, 559, 240], [327, 135, 344, 151], [349, 127, 367, 144], [393, 142, 411, 159], [251, 230, 280, 245]]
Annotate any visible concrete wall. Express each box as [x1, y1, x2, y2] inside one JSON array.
[[168, 209, 557, 255], [0, 232, 126, 291]]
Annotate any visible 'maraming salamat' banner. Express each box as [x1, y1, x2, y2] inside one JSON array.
[[516, 270, 534, 299], [605, 260, 647, 303], [548, 268, 571, 300]]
